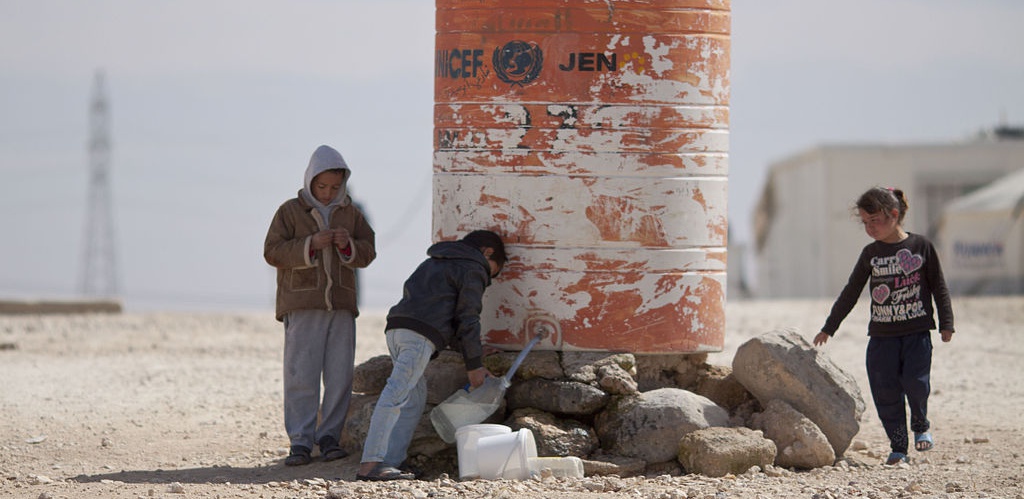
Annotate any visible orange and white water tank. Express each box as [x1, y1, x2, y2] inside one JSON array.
[[433, 0, 730, 353]]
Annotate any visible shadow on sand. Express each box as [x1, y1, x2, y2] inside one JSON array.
[[72, 457, 359, 485]]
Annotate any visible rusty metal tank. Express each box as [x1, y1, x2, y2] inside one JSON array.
[[433, 0, 730, 353]]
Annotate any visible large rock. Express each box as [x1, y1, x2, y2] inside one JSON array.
[[352, 355, 391, 395], [506, 407, 599, 457], [693, 364, 753, 412], [594, 388, 729, 464], [677, 427, 777, 478], [507, 378, 610, 416], [582, 455, 646, 478], [597, 363, 639, 395], [340, 393, 379, 451], [635, 354, 706, 392], [562, 352, 636, 384], [751, 399, 835, 469], [732, 329, 864, 457]]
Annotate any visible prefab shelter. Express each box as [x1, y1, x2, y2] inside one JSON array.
[[752, 140, 1024, 298], [937, 168, 1024, 295]]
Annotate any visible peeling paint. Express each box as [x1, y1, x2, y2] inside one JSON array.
[[435, 0, 730, 353]]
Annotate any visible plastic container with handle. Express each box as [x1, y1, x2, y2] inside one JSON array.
[[431, 332, 546, 443]]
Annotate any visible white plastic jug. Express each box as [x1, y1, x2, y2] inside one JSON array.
[[431, 332, 547, 443], [430, 376, 509, 444], [528, 456, 585, 478]]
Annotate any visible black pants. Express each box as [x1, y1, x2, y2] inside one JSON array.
[[866, 331, 932, 454]]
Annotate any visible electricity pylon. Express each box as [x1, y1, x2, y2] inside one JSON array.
[[80, 70, 119, 297]]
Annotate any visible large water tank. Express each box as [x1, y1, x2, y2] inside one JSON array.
[[433, 0, 730, 353]]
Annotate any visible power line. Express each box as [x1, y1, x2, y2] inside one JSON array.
[[377, 171, 432, 248]]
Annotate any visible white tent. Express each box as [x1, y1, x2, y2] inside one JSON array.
[[937, 168, 1024, 295]]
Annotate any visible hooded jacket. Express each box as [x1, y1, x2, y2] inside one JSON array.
[[264, 145, 376, 321], [385, 241, 493, 370]]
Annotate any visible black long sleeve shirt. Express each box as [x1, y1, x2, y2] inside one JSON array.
[[822, 233, 955, 337]]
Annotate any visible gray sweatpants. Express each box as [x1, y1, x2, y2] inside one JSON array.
[[283, 309, 356, 450]]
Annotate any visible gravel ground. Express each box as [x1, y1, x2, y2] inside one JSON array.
[[1, 297, 1022, 498]]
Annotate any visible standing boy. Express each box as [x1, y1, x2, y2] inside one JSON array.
[[264, 145, 376, 466], [357, 230, 506, 481]]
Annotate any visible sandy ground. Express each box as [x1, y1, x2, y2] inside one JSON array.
[[1, 297, 1022, 499]]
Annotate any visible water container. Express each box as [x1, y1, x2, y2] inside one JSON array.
[[430, 376, 510, 443], [434, 0, 730, 353], [476, 428, 538, 480], [528, 456, 585, 479], [455, 424, 511, 479]]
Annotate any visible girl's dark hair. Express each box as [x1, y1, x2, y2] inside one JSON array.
[[856, 187, 909, 223], [461, 230, 507, 267]]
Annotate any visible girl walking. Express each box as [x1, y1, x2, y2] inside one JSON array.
[[814, 187, 954, 465]]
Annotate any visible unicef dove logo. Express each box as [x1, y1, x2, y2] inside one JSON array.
[[493, 40, 543, 87]]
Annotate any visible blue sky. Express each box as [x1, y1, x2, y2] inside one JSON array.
[[1, 0, 1022, 312]]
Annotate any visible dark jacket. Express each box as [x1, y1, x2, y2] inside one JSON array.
[[386, 241, 492, 370]]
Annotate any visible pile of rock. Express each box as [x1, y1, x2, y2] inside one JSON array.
[[342, 328, 864, 478]]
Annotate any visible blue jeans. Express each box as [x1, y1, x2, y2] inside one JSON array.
[[361, 328, 435, 466]]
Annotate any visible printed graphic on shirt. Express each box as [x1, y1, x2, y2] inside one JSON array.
[[869, 249, 927, 324], [895, 248, 923, 274], [871, 283, 890, 304]]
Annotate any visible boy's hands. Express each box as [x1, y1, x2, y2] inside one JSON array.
[[332, 228, 351, 250], [467, 367, 491, 389], [940, 330, 953, 342], [310, 230, 334, 250], [310, 229, 350, 251]]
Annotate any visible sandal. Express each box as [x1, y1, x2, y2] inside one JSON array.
[[284, 445, 312, 466], [318, 436, 348, 462], [356, 463, 416, 481], [914, 432, 934, 452], [885, 452, 908, 465]]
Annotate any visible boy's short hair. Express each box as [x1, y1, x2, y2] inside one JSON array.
[[461, 230, 507, 267]]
